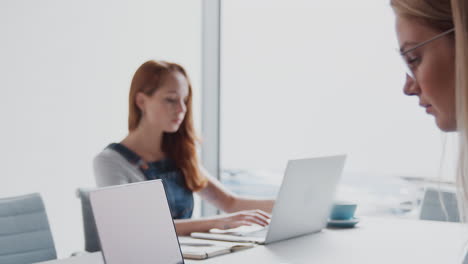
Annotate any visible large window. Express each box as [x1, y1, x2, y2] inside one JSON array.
[[220, 0, 457, 217]]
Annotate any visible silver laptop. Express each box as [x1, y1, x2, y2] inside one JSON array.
[[89, 180, 184, 264], [192, 155, 346, 244]]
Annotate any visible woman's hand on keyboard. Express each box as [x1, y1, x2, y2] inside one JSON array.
[[214, 209, 271, 230]]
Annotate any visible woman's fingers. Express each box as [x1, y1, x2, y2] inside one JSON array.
[[251, 210, 270, 224], [242, 215, 269, 227], [253, 209, 272, 219], [218, 209, 273, 230], [235, 210, 270, 226]]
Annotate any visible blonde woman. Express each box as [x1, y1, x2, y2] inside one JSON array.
[[94, 60, 274, 236], [390, 0, 468, 219]]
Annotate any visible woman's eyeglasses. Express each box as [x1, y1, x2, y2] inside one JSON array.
[[399, 28, 454, 80]]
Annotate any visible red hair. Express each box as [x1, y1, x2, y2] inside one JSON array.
[[128, 60, 207, 191]]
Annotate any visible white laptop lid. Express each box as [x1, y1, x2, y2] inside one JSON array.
[[89, 180, 184, 264], [265, 155, 346, 244]]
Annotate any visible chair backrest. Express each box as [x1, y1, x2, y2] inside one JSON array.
[[419, 186, 460, 222], [0, 193, 57, 264], [76, 188, 101, 252]]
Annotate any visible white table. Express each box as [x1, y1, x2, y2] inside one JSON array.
[[37, 217, 468, 264]]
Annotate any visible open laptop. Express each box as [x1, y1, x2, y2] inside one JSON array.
[[192, 155, 346, 244], [89, 180, 184, 264]]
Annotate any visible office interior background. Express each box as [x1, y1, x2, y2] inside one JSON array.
[[0, 0, 459, 257]]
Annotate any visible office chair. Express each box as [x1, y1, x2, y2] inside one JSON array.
[[76, 188, 101, 252], [419, 186, 460, 222], [0, 193, 57, 264]]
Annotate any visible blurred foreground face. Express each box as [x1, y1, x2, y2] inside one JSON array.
[[396, 16, 456, 131]]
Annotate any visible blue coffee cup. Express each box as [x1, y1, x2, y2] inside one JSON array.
[[330, 202, 357, 220]]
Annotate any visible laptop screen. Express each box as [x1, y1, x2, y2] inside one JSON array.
[[90, 180, 184, 264]]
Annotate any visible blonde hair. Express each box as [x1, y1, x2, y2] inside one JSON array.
[[453, 0, 468, 221], [391, 0, 468, 221]]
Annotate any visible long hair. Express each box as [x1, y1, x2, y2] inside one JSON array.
[[128, 60, 207, 191], [391, 0, 468, 221]]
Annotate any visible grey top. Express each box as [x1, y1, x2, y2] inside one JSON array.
[[93, 147, 146, 187]]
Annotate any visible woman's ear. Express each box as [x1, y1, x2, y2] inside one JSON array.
[[135, 92, 146, 113]]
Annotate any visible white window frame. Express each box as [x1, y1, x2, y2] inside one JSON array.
[[201, 0, 222, 216]]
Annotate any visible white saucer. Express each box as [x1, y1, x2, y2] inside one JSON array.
[[327, 217, 360, 228]]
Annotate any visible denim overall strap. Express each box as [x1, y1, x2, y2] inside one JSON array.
[[105, 143, 194, 219], [107, 143, 148, 173]]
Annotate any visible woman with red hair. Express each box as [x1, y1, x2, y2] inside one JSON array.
[[94, 60, 274, 235]]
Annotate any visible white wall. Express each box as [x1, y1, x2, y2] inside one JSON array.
[[0, 0, 201, 257]]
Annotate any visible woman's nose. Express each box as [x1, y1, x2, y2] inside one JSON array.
[[403, 74, 419, 96], [177, 100, 187, 114]]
